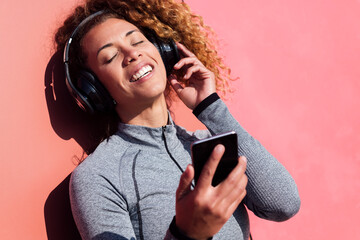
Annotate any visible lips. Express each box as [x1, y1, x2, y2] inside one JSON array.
[[130, 65, 153, 82]]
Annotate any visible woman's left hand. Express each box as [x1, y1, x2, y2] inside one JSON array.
[[169, 42, 216, 110]]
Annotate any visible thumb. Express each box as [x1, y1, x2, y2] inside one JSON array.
[[176, 165, 194, 201]]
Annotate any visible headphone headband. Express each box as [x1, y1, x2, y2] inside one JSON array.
[[63, 10, 105, 64], [63, 10, 179, 114], [63, 10, 116, 114]]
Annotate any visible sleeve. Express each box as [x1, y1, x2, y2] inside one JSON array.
[[193, 93, 301, 222], [70, 153, 183, 240], [69, 165, 137, 240]]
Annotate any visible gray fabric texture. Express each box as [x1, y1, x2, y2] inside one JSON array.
[[70, 98, 300, 240]]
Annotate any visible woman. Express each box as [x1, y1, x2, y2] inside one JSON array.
[[55, 0, 300, 239]]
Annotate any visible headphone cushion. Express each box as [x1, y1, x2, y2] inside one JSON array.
[[76, 70, 114, 113]]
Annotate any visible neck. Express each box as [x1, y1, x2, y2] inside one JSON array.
[[115, 95, 169, 128]]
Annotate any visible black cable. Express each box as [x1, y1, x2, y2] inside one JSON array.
[[162, 126, 195, 188]]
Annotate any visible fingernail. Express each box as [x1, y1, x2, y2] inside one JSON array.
[[215, 144, 225, 152]]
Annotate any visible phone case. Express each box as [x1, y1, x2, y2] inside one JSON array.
[[191, 131, 238, 186]]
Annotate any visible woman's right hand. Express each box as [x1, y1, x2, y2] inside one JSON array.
[[175, 145, 248, 240]]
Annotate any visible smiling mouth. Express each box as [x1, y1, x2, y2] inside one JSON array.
[[130, 65, 153, 82]]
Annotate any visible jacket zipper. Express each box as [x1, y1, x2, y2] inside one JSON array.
[[162, 126, 185, 174], [162, 126, 195, 188]]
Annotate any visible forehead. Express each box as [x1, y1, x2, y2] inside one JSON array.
[[82, 18, 140, 52]]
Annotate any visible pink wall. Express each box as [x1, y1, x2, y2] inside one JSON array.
[[0, 0, 359, 239]]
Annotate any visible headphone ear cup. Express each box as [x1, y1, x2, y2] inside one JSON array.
[[76, 70, 115, 114], [145, 32, 180, 76], [159, 39, 180, 76]]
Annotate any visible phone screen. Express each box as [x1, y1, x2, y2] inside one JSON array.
[[191, 131, 238, 186]]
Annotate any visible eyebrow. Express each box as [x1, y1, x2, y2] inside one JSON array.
[[96, 29, 140, 57]]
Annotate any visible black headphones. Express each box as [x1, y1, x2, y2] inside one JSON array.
[[63, 10, 180, 114]]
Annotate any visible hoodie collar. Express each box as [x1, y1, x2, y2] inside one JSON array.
[[114, 112, 177, 148]]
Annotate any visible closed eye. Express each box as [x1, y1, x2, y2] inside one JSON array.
[[105, 53, 118, 64], [132, 40, 144, 46]]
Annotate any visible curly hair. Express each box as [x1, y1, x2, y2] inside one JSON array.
[[54, 0, 234, 156], [55, 0, 233, 95]]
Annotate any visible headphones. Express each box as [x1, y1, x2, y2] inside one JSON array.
[[63, 10, 180, 114]]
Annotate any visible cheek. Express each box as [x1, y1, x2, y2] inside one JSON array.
[[147, 44, 165, 70], [87, 60, 122, 91], [154, 51, 167, 77], [96, 68, 125, 94]]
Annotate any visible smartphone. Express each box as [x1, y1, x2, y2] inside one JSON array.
[[191, 131, 238, 186]]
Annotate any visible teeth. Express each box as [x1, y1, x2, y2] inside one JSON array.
[[131, 65, 153, 82]]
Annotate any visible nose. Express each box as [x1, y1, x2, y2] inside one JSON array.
[[123, 46, 142, 66]]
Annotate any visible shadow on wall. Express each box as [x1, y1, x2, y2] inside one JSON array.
[[44, 174, 81, 240], [44, 50, 115, 155], [43, 52, 116, 239]]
